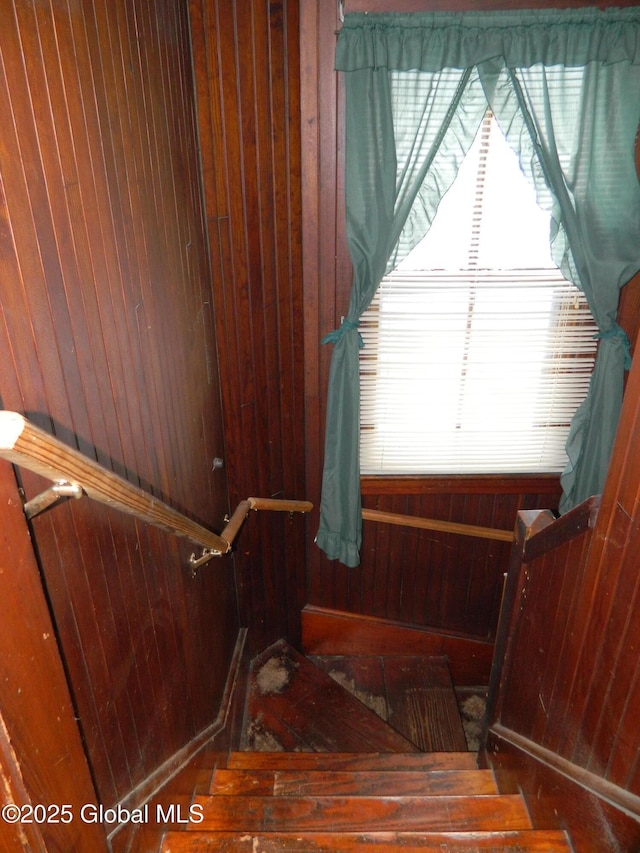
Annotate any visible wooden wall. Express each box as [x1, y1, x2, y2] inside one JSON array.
[[310, 478, 561, 639], [300, 0, 564, 643], [485, 337, 640, 849], [189, 0, 308, 652], [0, 0, 236, 810]]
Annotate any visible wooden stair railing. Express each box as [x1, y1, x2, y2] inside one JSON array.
[[362, 507, 514, 542], [0, 411, 311, 570]]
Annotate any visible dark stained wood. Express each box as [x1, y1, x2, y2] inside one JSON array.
[[0, 462, 107, 853], [161, 829, 572, 851], [361, 475, 562, 496], [382, 657, 468, 752], [484, 341, 640, 848], [211, 768, 498, 796], [311, 653, 389, 717], [243, 640, 417, 753], [227, 751, 478, 771], [190, 792, 533, 833], [302, 605, 494, 685], [311, 654, 468, 751], [109, 629, 250, 853], [486, 728, 640, 853], [0, 0, 237, 812], [189, 0, 308, 653]]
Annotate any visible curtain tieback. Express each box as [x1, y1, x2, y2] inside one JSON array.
[[594, 324, 632, 370], [322, 318, 365, 349]]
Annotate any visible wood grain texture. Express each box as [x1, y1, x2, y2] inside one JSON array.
[[227, 751, 478, 772], [0, 0, 236, 809], [189, 0, 308, 652], [190, 792, 533, 832], [243, 640, 417, 753], [302, 605, 494, 685], [161, 829, 572, 851], [210, 768, 498, 796], [0, 462, 107, 853], [485, 344, 640, 847], [310, 654, 468, 751]]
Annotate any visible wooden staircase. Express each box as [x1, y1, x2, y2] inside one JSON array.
[[159, 640, 572, 851]]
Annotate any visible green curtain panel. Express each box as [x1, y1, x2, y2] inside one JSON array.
[[317, 8, 640, 566]]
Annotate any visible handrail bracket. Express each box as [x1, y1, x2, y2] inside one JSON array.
[[24, 481, 84, 520], [0, 410, 313, 575], [188, 547, 225, 577]]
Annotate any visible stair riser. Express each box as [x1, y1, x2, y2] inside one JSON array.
[[226, 751, 478, 772], [162, 829, 573, 852]]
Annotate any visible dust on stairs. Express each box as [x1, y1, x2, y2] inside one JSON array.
[[160, 640, 572, 851]]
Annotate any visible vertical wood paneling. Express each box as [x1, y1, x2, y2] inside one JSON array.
[[490, 346, 640, 811], [346, 485, 558, 639], [0, 0, 236, 808], [190, 0, 307, 652], [0, 462, 108, 852]]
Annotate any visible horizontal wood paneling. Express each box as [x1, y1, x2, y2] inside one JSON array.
[[0, 0, 236, 809], [189, 0, 308, 652]]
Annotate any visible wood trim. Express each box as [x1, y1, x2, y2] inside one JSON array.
[[362, 507, 513, 542], [112, 629, 247, 816], [490, 724, 640, 818], [486, 725, 640, 851], [362, 474, 562, 496], [522, 496, 600, 563], [301, 605, 494, 685], [109, 628, 250, 852], [483, 509, 555, 733]]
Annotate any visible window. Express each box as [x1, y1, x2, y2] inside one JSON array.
[[359, 110, 599, 474]]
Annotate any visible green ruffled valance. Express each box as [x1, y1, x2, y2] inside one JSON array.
[[336, 7, 640, 72]]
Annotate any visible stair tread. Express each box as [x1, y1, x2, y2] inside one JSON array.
[[227, 751, 478, 771], [210, 768, 499, 796], [189, 792, 533, 833], [162, 828, 572, 852], [310, 654, 468, 752], [242, 640, 417, 753]]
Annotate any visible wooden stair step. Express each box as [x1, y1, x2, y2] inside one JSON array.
[[161, 828, 573, 851], [226, 750, 478, 771], [188, 792, 533, 832], [311, 654, 468, 751], [242, 640, 417, 753], [210, 767, 499, 796]]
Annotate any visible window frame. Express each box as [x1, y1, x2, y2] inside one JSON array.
[[300, 0, 640, 517]]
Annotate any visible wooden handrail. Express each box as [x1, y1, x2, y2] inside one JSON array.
[[0, 411, 311, 560], [362, 507, 513, 542]]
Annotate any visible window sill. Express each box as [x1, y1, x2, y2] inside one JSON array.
[[361, 473, 562, 496]]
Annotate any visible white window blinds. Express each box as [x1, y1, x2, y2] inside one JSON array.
[[359, 111, 599, 474]]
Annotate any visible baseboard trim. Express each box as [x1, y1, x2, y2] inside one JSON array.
[[108, 627, 248, 844], [485, 724, 640, 851], [301, 605, 494, 685]]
